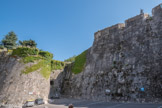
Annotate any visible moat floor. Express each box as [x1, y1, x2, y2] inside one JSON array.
[[32, 98, 162, 108]]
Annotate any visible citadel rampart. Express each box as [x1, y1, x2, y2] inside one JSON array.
[[60, 4, 162, 102], [94, 12, 150, 40]]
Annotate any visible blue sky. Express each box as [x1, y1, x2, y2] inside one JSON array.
[[0, 0, 162, 61]]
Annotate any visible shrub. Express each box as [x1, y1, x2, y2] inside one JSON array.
[[51, 60, 65, 70], [39, 51, 53, 60], [72, 50, 87, 74], [22, 56, 42, 63], [0, 45, 4, 49], [12, 47, 39, 57], [7, 50, 13, 55], [148, 16, 153, 21], [19, 39, 37, 48], [12, 48, 54, 79]]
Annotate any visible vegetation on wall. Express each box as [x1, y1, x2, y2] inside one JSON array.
[[22, 60, 51, 79], [1, 31, 87, 78], [39, 51, 53, 60], [51, 60, 65, 70], [12, 47, 39, 57], [22, 56, 42, 64], [11, 47, 53, 79], [11, 46, 66, 79], [64, 55, 76, 62], [71, 50, 87, 74]]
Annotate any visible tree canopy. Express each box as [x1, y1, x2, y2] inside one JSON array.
[[19, 39, 37, 48], [2, 31, 18, 49], [0, 31, 38, 50]]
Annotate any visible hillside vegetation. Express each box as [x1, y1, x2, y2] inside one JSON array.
[[0, 31, 88, 77], [72, 50, 87, 74], [0, 31, 66, 79]]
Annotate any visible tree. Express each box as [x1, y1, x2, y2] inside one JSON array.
[[2, 31, 18, 49], [19, 39, 37, 48], [0, 41, 4, 49]]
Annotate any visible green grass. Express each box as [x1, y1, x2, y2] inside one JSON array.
[[39, 50, 53, 60], [22, 56, 42, 63], [12, 47, 39, 57], [64, 55, 76, 62], [11, 47, 54, 79], [51, 60, 65, 70], [22, 60, 51, 79], [72, 50, 87, 74], [22, 60, 44, 74], [40, 64, 51, 79]]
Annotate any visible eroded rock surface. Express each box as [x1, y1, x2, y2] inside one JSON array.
[[49, 70, 63, 98], [0, 52, 50, 105]]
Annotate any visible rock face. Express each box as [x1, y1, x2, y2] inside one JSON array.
[[0, 52, 50, 105], [60, 4, 162, 102], [49, 70, 63, 98]]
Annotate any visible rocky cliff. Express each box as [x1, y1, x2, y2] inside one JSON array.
[[49, 70, 63, 98], [0, 51, 50, 105], [59, 4, 162, 102]]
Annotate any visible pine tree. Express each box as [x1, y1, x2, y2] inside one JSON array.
[[19, 39, 37, 48], [2, 31, 18, 49]]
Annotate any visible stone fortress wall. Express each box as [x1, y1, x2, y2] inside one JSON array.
[[0, 4, 162, 106], [94, 3, 162, 41], [59, 4, 162, 102], [94, 9, 151, 41]]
